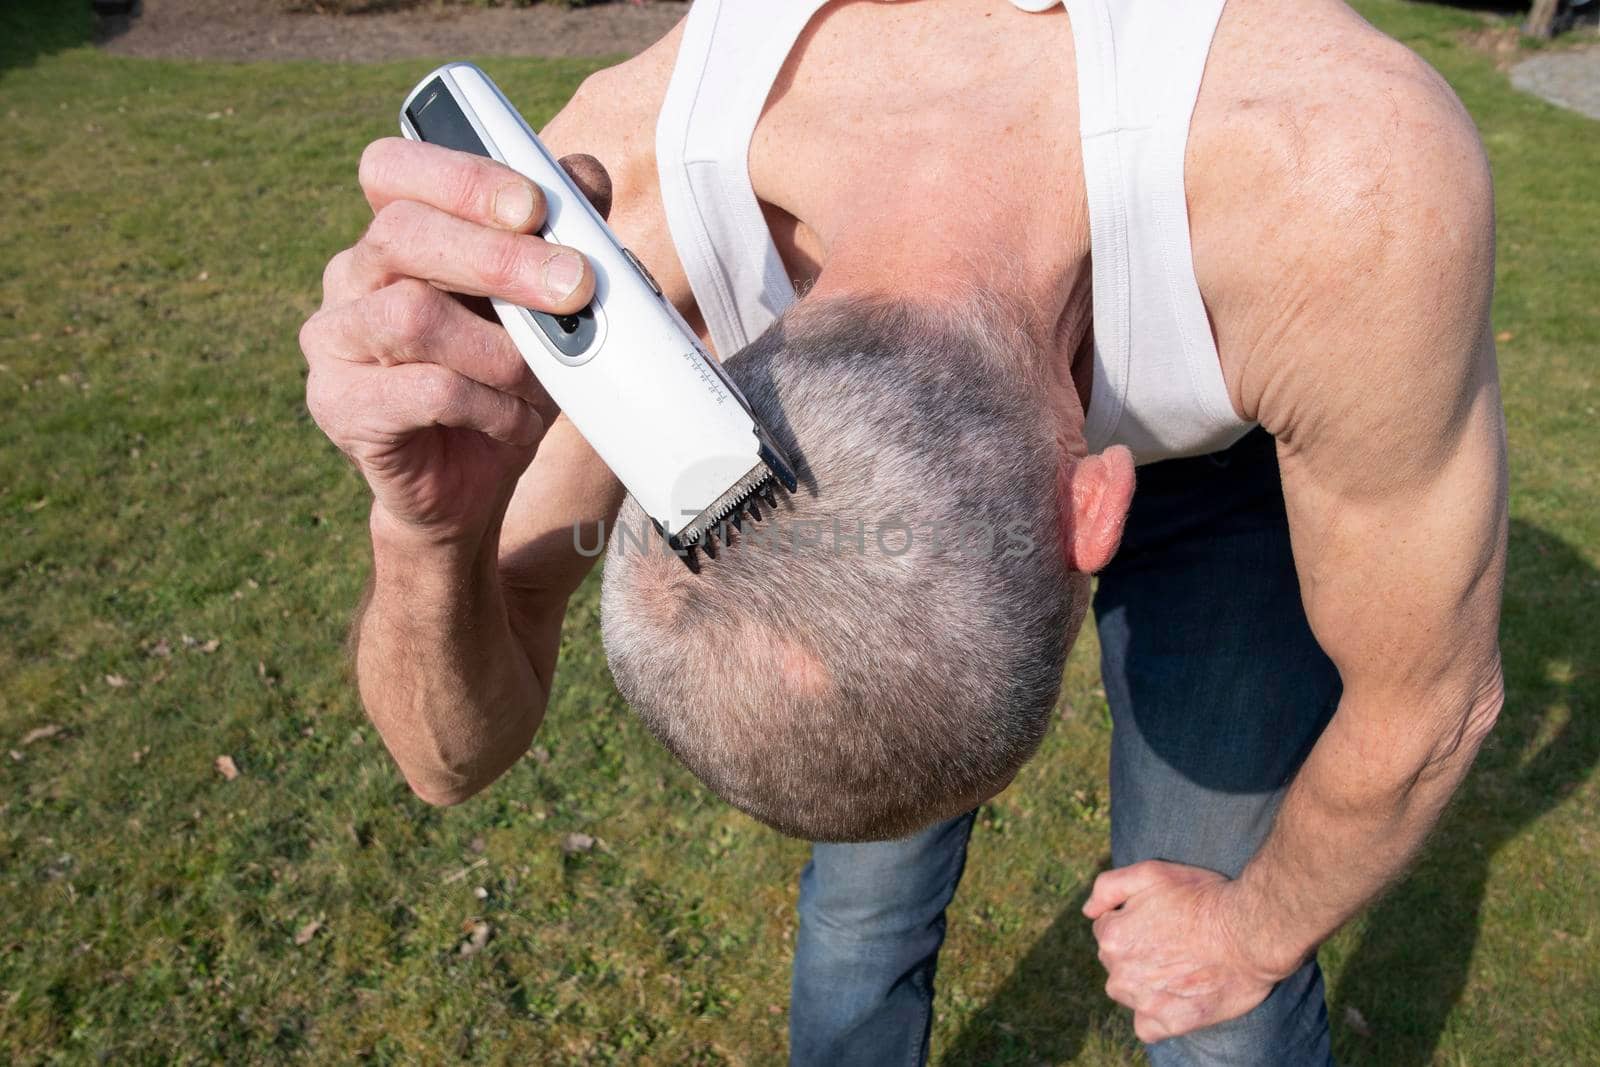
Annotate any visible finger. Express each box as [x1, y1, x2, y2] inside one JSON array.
[[310, 361, 544, 456], [300, 279, 547, 409], [1133, 1009, 1174, 1046], [1104, 976, 1138, 1009], [353, 199, 594, 313], [1091, 913, 1124, 960], [1084, 861, 1172, 918], [558, 153, 613, 220], [360, 137, 547, 233], [1134, 994, 1214, 1045], [380, 362, 544, 450]]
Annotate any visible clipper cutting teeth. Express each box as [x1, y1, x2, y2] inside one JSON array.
[[668, 466, 792, 568], [664, 441, 797, 570]]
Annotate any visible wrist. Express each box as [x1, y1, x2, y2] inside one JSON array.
[[1218, 874, 1316, 982], [368, 503, 503, 612]]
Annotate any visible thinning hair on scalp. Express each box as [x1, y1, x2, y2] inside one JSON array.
[[600, 297, 1081, 842]]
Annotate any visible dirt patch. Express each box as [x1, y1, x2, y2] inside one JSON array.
[[94, 0, 686, 63], [1459, 24, 1528, 70]]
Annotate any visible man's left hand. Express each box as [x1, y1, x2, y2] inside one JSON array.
[[1083, 860, 1300, 1043]]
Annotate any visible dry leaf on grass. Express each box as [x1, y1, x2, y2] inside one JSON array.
[[561, 832, 596, 856], [214, 755, 240, 781], [104, 674, 127, 688], [20, 724, 64, 746], [293, 919, 322, 946], [131, 746, 150, 765]]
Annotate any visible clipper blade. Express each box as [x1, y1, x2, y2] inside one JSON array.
[[668, 443, 797, 561], [670, 465, 776, 555]]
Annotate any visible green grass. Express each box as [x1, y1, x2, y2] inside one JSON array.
[[1, 1, 1596, 1063]]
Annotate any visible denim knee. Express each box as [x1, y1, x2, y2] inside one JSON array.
[[1146, 959, 1333, 1067]]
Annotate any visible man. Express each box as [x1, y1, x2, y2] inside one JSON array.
[[298, 0, 1506, 1062]]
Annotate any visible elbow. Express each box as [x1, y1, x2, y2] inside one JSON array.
[[1418, 669, 1505, 782], [392, 721, 537, 807], [405, 770, 489, 808]]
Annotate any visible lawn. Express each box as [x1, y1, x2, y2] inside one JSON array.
[[1, 1, 1596, 1063]]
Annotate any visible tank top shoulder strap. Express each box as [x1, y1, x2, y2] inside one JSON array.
[[1063, 0, 1248, 461], [655, 0, 829, 357]]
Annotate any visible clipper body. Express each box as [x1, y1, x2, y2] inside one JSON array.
[[399, 64, 795, 557]]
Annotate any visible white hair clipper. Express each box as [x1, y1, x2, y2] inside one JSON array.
[[399, 63, 796, 567]]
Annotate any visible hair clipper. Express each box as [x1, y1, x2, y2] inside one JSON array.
[[399, 63, 796, 566]]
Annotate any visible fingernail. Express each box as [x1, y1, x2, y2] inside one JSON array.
[[543, 251, 585, 300], [494, 182, 535, 228]]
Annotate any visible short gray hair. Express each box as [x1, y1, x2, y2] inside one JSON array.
[[600, 297, 1081, 841]]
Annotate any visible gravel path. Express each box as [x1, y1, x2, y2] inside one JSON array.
[[95, 0, 686, 63], [1511, 45, 1600, 121]]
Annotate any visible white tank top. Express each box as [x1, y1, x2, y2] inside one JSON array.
[[655, 0, 1256, 464]]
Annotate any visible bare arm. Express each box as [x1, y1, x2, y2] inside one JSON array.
[[1087, 50, 1505, 1041], [1231, 144, 1506, 976], [305, 25, 694, 804]]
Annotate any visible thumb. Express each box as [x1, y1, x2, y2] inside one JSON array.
[[558, 153, 613, 221], [1083, 860, 1170, 919]]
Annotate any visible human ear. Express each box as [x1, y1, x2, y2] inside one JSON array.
[[1059, 445, 1135, 574]]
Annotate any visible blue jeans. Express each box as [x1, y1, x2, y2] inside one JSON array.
[[790, 430, 1341, 1066]]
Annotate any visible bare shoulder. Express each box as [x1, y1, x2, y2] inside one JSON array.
[[537, 19, 697, 313], [540, 17, 683, 162], [1188, 0, 1494, 438]]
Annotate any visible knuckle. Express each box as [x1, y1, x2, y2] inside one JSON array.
[[297, 312, 326, 362], [480, 232, 530, 294], [442, 158, 488, 220], [321, 249, 354, 302], [383, 280, 444, 349], [413, 365, 464, 416], [304, 369, 341, 436]]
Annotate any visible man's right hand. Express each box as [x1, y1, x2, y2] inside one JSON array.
[[298, 137, 601, 549]]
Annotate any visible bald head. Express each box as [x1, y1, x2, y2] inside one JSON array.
[[601, 298, 1106, 841]]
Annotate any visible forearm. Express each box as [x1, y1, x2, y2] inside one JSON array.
[[354, 507, 559, 805], [1233, 676, 1503, 973]]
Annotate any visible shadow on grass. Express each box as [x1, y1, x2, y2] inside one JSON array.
[[942, 520, 1596, 1065], [941, 880, 1122, 1065], [1329, 519, 1600, 1063], [0, 0, 96, 75]]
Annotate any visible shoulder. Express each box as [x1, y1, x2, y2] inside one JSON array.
[[539, 18, 684, 183], [538, 19, 704, 323], [1188, 2, 1494, 434]]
